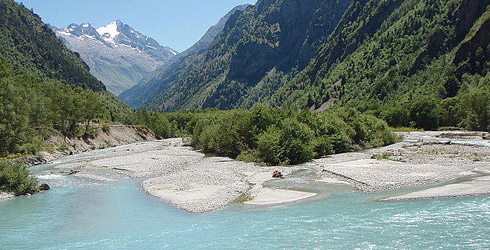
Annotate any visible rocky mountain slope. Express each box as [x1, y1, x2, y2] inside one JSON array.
[[0, 0, 105, 91], [128, 0, 489, 114], [272, 0, 490, 110], [54, 21, 178, 95], [119, 4, 250, 108], [132, 0, 353, 110]]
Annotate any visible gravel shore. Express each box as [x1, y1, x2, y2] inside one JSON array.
[[55, 138, 306, 213], [54, 131, 490, 213], [0, 192, 14, 201], [380, 175, 490, 201], [314, 131, 490, 198]]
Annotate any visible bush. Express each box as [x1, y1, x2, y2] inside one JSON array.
[[381, 105, 410, 128], [458, 87, 489, 131], [313, 136, 334, 157], [438, 97, 461, 127], [409, 97, 440, 130], [353, 114, 396, 148], [279, 118, 315, 165], [236, 148, 262, 163], [0, 161, 39, 195], [18, 137, 42, 155], [256, 126, 283, 165], [102, 124, 111, 134]]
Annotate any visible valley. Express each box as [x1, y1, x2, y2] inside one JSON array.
[[0, 0, 489, 249]]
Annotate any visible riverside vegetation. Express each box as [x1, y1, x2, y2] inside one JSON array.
[[0, 0, 129, 196], [128, 105, 396, 166], [0, 61, 110, 196]]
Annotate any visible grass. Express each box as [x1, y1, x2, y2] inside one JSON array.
[[235, 195, 253, 203], [390, 127, 423, 132]]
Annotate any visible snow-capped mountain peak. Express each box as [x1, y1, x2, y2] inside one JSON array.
[[53, 21, 178, 95], [96, 21, 121, 41]]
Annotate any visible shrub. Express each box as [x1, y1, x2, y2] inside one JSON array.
[[353, 114, 396, 148], [236, 148, 262, 163], [409, 97, 440, 130], [438, 97, 461, 127], [18, 137, 42, 156], [381, 105, 410, 128], [279, 118, 315, 164], [256, 126, 283, 165], [102, 124, 111, 134], [185, 107, 395, 165], [458, 87, 489, 131], [0, 162, 39, 195], [313, 136, 334, 157]]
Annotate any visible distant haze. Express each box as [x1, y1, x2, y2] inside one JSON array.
[[15, 0, 256, 52]]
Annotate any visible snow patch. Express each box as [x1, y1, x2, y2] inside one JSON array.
[[145, 45, 158, 50], [57, 31, 72, 37], [97, 21, 120, 40]]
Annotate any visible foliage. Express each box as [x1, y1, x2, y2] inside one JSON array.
[[125, 109, 174, 140], [176, 105, 395, 165], [0, 161, 39, 196], [0, 61, 106, 156], [458, 84, 490, 131], [127, 0, 489, 134]]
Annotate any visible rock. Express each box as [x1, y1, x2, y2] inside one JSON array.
[[272, 171, 284, 178], [68, 170, 80, 175], [39, 183, 50, 191]]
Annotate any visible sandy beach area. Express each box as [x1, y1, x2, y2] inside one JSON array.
[[52, 131, 490, 213]]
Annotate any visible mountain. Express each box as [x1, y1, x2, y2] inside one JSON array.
[[127, 0, 352, 110], [269, 0, 490, 111], [119, 4, 250, 108], [0, 1, 105, 91], [0, 0, 135, 157], [54, 21, 178, 95], [127, 0, 489, 118]]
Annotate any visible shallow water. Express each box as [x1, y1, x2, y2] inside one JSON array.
[[1, 147, 489, 249]]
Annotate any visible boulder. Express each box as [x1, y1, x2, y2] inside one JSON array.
[[272, 171, 284, 178], [39, 183, 50, 191], [68, 170, 80, 175]]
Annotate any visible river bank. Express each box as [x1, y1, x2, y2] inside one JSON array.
[[315, 131, 490, 198], [53, 138, 310, 213], [0, 192, 14, 201], [17, 125, 155, 166], [47, 131, 490, 213]]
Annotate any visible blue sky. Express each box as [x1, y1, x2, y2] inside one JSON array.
[[17, 0, 256, 52]]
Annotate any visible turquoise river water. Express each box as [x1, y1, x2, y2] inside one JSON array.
[[1, 146, 489, 250]]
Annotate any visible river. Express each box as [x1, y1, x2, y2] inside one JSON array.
[[0, 145, 489, 249]]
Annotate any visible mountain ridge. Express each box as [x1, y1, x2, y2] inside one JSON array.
[[118, 4, 251, 108], [138, 0, 352, 111], [126, 0, 489, 122], [54, 20, 178, 95]]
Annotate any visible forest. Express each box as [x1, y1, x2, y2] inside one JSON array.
[[0, 60, 109, 195]]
